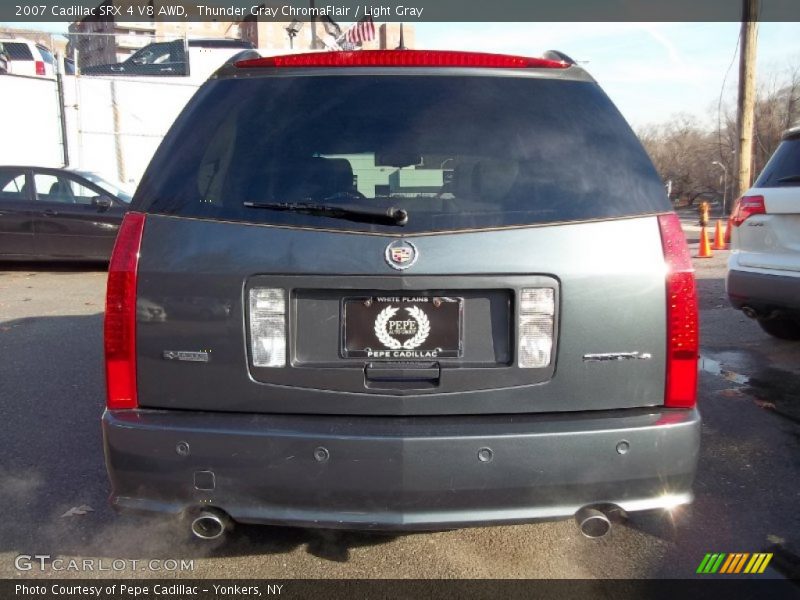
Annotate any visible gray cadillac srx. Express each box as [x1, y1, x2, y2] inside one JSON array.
[[101, 50, 700, 540]]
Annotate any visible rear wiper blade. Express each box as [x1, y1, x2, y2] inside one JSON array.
[[776, 174, 800, 183], [243, 201, 408, 226]]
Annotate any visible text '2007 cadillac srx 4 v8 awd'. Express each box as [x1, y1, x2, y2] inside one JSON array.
[[102, 50, 700, 541]]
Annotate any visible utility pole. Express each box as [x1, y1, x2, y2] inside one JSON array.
[[309, 0, 319, 49], [736, 0, 759, 198]]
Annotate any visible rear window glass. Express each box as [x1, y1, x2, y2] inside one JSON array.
[[5, 42, 33, 60], [755, 138, 800, 187], [135, 75, 668, 233], [0, 169, 29, 202]]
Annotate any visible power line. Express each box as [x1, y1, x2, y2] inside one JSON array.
[[717, 27, 741, 162]]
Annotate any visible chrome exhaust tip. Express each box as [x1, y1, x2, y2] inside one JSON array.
[[190, 509, 228, 540], [575, 506, 612, 539], [741, 306, 759, 319]]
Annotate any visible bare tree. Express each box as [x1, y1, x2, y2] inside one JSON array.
[[638, 115, 719, 206], [638, 58, 800, 208]]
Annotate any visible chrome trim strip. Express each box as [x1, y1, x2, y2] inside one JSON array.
[[583, 352, 652, 362]]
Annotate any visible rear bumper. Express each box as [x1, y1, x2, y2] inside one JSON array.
[[102, 407, 700, 530], [726, 267, 800, 314]]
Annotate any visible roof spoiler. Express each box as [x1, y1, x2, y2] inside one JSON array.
[[542, 50, 576, 65], [224, 49, 261, 66], [213, 49, 262, 78], [782, 125, 800, 141]]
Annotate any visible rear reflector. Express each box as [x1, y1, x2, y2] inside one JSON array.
[[730, 195, 766, 227], [104, 212, 145, 410], [249, 288, 287, 367], [518, 288, 555, 369], [658, 213, 699, 408], [235, 50, 570, 70], [35, 60, 45, 76]]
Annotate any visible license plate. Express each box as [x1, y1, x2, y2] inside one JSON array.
[[342, 296, 463, 359]]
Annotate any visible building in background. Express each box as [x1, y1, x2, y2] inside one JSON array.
[[241, 20, 414, 52], [373, 23, 416, 50]]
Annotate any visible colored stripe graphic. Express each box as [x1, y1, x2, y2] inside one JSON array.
[[696, 554, 713, 573], [697, 553, 726, 573], [733, 553, 749, 573], [733, 552, 750, 573], [745, 553, 773, 574], [698, 553, 773, 574], [719, 554, 736, 573], [711, 553, 726, 573]]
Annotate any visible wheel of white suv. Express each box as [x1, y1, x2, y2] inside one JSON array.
[[757, 316, 800, 340]]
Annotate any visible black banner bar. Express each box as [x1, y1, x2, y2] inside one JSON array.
[[4, 0, 800, 23], [3, 579, 800, 600]]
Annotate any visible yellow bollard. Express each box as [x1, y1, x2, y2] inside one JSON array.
[[699, 201, 709, 227]]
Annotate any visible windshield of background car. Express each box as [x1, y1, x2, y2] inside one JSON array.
[[77, 171, 133, 203], [36, 44, 55, 65], [754, 137, 800, 187], [134, 74, 669, 233], [128, 42, 183, 65]]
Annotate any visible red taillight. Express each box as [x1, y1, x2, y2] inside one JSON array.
[[35, 60, 45, 76], [730, 195, 766, 227], [658, 213, 699, 409], [235, 50, 569, 70], [104, 212, 145, 410]]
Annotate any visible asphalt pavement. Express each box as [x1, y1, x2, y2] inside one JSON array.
[[0, 234, 798, 579]]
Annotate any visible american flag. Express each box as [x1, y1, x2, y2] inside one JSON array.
[[345, 16, 375, 44]]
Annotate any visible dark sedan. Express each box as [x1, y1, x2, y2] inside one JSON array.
[[0, 166, 131, 261]]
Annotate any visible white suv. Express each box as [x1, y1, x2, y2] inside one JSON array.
[[0, 38, 55, 78], [727, 127, 800, 340]]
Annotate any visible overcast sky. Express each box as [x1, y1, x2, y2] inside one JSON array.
[[8, 20, 800, 129]]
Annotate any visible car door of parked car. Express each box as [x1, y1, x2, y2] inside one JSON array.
[[0, 168, 35, 257], [31, 171, 126, 260]]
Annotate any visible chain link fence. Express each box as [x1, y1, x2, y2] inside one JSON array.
[[2, 23, 408, 188], [0, 30, 256, 187], [61, 32, 206, 187], [62, 31, 232, 187]]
